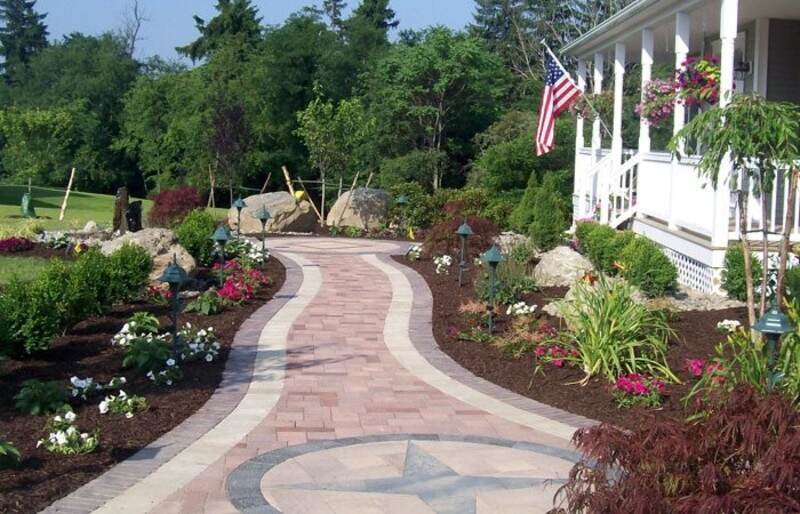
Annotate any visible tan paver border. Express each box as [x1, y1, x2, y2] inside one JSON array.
[[40, 252, 315, 514], [368, 254, 595, 440]]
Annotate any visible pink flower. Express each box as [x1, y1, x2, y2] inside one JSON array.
[[685, 358, 706, 377]]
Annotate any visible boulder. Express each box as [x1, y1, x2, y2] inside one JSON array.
[[326, 188, 389, 230], [81, 220, 99, 233], [100, 228, 196, 281], [493, 232, 532, 256], [533, 246, 593, 287], [228, 192, 317, 234]]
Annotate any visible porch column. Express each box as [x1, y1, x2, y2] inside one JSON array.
[[670, 12, 690, 230], [574, 60, 587, 220], [612, 43, 626, 162], [638, 29, 653, 153], [712, 0, 739, 246], [591, 52, 604, 161]]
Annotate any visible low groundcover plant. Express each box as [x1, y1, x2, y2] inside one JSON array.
[[36, 410, 99, 456]]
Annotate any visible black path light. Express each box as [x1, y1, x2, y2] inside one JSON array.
[[254, 205, 272, 266], [395, 194, 409, 232], [233, 196, 247, 238], [210, 224, 231, 287], [753, 300, 794, 391], [158, 254, 188, 357], [456, 219, 474, 287], [480, 244, 504, 333]]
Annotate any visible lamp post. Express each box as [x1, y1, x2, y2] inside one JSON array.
[[753, 301, 794, 391], [480, 245, 503, 334], [158, 254, 188, 358], [254, 205, 271, 266], [456, 220, 473, 287], [233, 196, 247, 238], [396, 195, 409, 232], [210, 224, 231, 287]]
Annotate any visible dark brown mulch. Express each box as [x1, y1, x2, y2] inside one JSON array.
[[0, 258, 286, 514], [395, 255, 748, 429], [0, 243, 75, 261]]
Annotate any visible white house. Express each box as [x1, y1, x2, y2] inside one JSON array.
[[562, 0, 800, 293]]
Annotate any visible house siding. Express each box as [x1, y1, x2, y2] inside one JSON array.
[[767, 19, 800, 103]]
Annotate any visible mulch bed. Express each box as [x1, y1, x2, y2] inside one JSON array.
[[395, 255, 748, 429], [0, 258, 286, 514], [0, 243, 76, 261]]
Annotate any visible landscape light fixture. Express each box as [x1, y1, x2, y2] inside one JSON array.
[[456, 220, 474, 287], [253, 205, 272, 266], [753, 301, 794, 391], [480, 244, 504, 333], [233, 196, 247, 238], [158, 254, 188, 357], [210, 224, 231, 287]]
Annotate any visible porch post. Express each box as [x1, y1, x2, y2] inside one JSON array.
[[612, 43, 626, 162], [639, 29, 653, 153], [574, 60, 587, 220], [591, 52, 604, 161], [670, 12, 690, 230], [712, 0, 739, 246]]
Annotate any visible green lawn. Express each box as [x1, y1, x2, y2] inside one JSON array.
[[0, 185, 227, 234], [0, 256, 56, 285]]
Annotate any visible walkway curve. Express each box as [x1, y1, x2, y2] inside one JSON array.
[[43, 237, 589, 514]]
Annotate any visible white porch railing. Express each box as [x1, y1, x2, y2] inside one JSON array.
[[609, 151, 640, 227], [731, 167, 800, 241]]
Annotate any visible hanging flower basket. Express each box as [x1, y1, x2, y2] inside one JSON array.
[[570, 91, 613, 122], [676, 55, 721, 106], [635, 78, 677, 127]]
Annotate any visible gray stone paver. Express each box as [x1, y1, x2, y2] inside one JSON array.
[[41, 237, 590, 514]]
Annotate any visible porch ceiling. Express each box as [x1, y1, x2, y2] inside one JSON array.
[[562, 0, 800, 64]]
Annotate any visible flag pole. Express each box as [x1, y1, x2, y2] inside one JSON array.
[[541, 41, 613, 140]]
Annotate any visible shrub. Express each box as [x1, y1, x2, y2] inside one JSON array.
[[185, 290, 229, 315], [378, 149, 446, 191], [68, 248, 113, 319], [176, 209, 217, 265], [0, 236, 33, 253], [582, 224, 623, 272], [786, 266, 800, 303], [0, 440, 21, 469], [147, 186, 202, 227], [14, 379, 68, 415], [574, 221, 598, 247], [475, 257, 537, 305], [529, 174, 569, 251], [508, 172, 538, 232], [123, 337, 172, 372], [558, 277, 677, 383], [423, 215, 499, 260], [619, 236, 678, 297], [387, 182, 433, 229], [108, 244, 153, 301], [721, 243, 763, 301], [553, 386, 800, 514]]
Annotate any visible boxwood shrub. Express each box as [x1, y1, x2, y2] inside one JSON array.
[[721, 243, 763, 301], [619, 236, 678, 298], [176, 209, 217, 266]]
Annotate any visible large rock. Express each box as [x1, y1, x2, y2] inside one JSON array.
[[100, 228, 196, 281], [229, 192, 317, 234], [326, 188, 389, 230], [493, 232, 533, 256], [533, 246, 593, 287]]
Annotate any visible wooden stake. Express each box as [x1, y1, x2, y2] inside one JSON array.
[[282, 166, 296, 197], [337, 176, 343, 199], [59, 167, 76, 221], [335, 171, 360, 227], [297, 177, 323, 222], [259, 172, 272, 194], [207, 165, 216, 208], [321, 171, 326, 226], [364, 172, 374, 189]]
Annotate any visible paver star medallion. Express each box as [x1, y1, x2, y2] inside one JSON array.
[[227, 434, 578, 514]]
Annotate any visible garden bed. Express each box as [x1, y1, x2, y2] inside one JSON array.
[[395, 256, 748, 428], [0, 258, 285, 514], [0, 242, 75, 261]]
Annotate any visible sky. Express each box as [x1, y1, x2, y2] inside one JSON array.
[[36, 0, 476, 61]]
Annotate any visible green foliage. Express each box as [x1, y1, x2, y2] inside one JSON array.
[[123, 338, 171, 372], [127, 312, 160, 335], [474, 258, 537, 305], [379, 149, 446, 191], [785, 266, 800, 304], [574, 221, 598, 247], [0, 440, 21, 469], [14, 379, 68, 415], [108, 244, 153, 302], [619, 236, 677, 298], [68, 248, 114, 318], [176, 209, 217, 266], [185, 290, 228, 315], [722, 244, 763, 301], [509, 172, 537, 232], [558, 277, 677, 383], [177, 0, 263, 62], [0, 0, 48, 78], [528, 173, 569, 251], [387, 182, 433, 229], [582, 224, 622, 273]]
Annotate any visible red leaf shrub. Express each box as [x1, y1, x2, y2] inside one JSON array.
[[423, 215, 499, 259], [0, 237, 33, 253], [551, 386, 800, 514], [147, 186, 202, 227]]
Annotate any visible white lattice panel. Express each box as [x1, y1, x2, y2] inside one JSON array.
[[662, 247, 714, 293]]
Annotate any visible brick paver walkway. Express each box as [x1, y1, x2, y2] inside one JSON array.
[[46, 238, 590, 514]]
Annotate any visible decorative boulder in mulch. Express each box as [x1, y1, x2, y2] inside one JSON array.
[[100, 228, 196, 281], [326, 187, 390, 230], [493, 231, 532, 255], [533, 246, 592, 287], [229, 191, 317, 234]]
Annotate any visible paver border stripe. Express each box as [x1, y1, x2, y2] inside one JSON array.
[[226, 433, 581, 513], [39, 252, 314, 514], [365, 254, 595, 441]]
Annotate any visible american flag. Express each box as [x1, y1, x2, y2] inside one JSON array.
[[536, 49, 582, 156]]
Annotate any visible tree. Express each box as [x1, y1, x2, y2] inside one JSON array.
[[176, 0, 262, 62], [210, 98, 250, 202], [323, 0, 347, 32], [0, 0, 47, 79], [670, 95, 800, 325], [343, 0, 398, 65], [119, 0, 148, 57], [365, 27, 510, 189]]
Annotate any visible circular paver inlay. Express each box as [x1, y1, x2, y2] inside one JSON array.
[[227, 434, 578, 514]]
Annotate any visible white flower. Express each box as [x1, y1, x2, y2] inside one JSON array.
[[146, 371, 155, 380], [70, 376, 81, 387], [80, 433, 89, 440], [119, 377, 127, 384], [64, 411, 76, 423], [72, 388, 80, 397], [99, 401, 109, 414], [166, 358, 176, 367], [53, 415, 63, 423], [118, 390, 127, 399], [55, 431, 68, 446], [205, 354, 213, 362], [66, 426, 77, 436], [36, 439, 44, 448], [125, 412, 134, 419], [717, 319, 742, 333]]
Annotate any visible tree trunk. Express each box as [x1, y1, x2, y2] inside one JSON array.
[[739, 190, 757, 327], [777, 168, 799, 309], [760, 178, 770, 316]]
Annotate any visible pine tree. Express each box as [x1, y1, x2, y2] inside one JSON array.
[[574, 0, 633, 34], [323, 0, 347, 32], [343, 0, 398, 65], [176, 0, 262, 62], [529, 173, 569, 251], [509, 171, 538, 232], [350, 0, 398, 31], [0, 0, 47, 79]]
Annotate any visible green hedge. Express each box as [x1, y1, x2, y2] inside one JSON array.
[[176, 209, 217, 266], [0, 244, 152, 356], [721, 244, 763, 301]]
